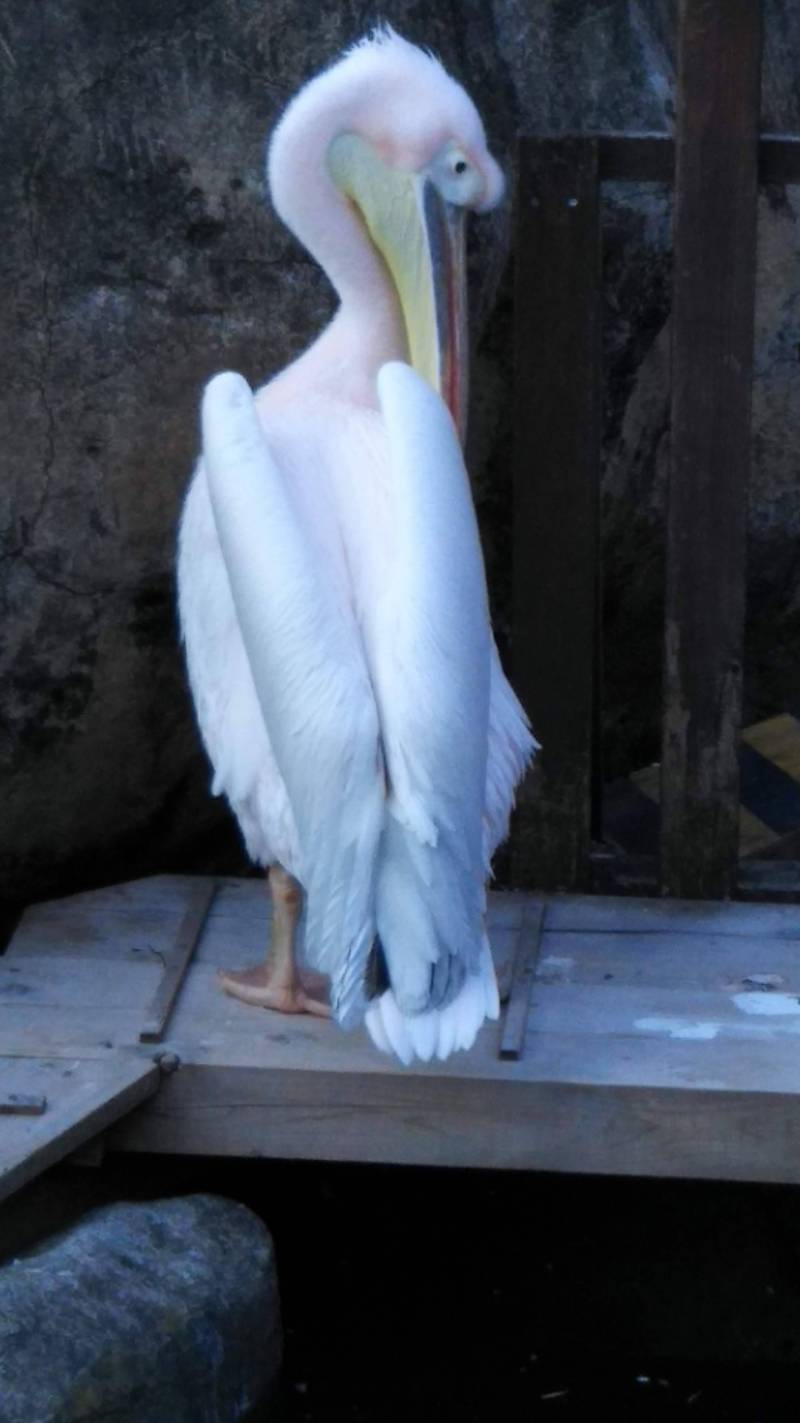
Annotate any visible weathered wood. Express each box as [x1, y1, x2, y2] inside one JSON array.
[[0, 1056, 159, 1204], [0, 956, 161, 1007], [139, 879, 218, 1044], [512, 137, 601, 891], [110, 1057, 800, 1185], [0, 1005, 151, 1057], [537, 927, 800, 991], [591, 852, 800, 899], [499, 900, 545, 1060], [0, 1093, 47, 1117], [660, 0, 761, 898], [12, 874, 800, 1184], [546, 888, 800, 936], [596, 135, 800, 186]]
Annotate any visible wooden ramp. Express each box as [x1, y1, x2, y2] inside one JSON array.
[[4, 875, 800, 1190]]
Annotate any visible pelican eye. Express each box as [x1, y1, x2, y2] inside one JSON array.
[[427, 144, 483, 207]]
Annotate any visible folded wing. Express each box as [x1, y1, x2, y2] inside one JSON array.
[[363, 363, 495, 1060], [201, 371, 384, 1025]]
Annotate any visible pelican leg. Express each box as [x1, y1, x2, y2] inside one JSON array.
[[217, 865, 331, 1017]]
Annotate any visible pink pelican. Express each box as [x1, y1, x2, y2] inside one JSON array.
[[178, 28, 535, 1063]]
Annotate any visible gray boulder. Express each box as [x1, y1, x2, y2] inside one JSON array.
[[0, 1194, 281, 1423]]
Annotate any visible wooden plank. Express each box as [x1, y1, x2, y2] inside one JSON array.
[[597, 135, 800, 186], [16, 873, 208, 923], [0, 1005, 150, 1056], [7, 878, 527, 963], [512, 137, 601, 891], [536, 928, 800, 991], [660, 0, 761, 898], [0, 957, 161, 1007], [545, 890, 800, 937], [6, 873, 212, 964], [0, 1094, 47, 1117], [110, 1058, 800, 1186], [499, 900, 545, 1059], [521, 979, 800, 1045], [590, 851, 800, 899], [139, 879, 217, 1044], [0, 1056, 159, 1204]]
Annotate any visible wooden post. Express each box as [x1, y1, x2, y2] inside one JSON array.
[[512, 138, 602, 890], [660, 0, 761, 899]]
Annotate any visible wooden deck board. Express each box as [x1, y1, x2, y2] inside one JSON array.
[[6, 875, 800, 1185], [0, 1056, 158, 1204]]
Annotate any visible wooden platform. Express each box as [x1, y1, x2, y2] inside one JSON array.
[[4, 875, 800, 1194]]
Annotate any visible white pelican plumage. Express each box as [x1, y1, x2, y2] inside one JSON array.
[[178, 28, 536, 1063]]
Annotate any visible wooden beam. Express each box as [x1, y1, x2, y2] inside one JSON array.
[[499, 899, 546, 1060], [597, 135, 800, 186], [139, 879, 217, 1044], [660, 0, 761, 898], [512, 137, 602, 891]]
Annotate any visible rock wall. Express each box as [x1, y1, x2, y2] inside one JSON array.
[[2, 0, 799, 902]]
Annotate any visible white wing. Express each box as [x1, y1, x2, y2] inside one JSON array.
[[363, 362, 496, 1061], [200, 371, 384, 1025]]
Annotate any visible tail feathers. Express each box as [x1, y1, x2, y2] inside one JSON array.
[[364, 936, 499, 1065]]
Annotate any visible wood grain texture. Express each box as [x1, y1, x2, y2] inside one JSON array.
[[0, 1094, 47, 1117], [12, 875, 800, 1185], [139, 878, 218, 1043], [512, 138, 601, 891], [499, 900, 546, 1059], [0, 1056, 158, 1204], [110, 1062, 800, 1186], [661, 0, 761, 897]]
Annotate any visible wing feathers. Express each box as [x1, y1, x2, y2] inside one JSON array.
[[366, 362, 493, 1027], [201, 372, 383, 1024], [198, 365, 531, 1061]]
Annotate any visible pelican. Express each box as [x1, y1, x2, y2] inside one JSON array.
[[177, 28, 536, 1064]]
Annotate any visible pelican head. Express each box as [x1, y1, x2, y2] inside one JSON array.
[[267, 27, 505, 439]]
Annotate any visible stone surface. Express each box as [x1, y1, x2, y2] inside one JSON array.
[[2, 1, 800, 898], [0, 1193, 281, 1423]]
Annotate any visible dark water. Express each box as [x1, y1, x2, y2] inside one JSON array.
[[44, 1154, 800, 1422]]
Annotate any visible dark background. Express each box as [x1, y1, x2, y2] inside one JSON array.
[[6, 1154, 800, 1420]]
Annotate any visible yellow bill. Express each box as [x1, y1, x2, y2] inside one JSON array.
[[327, 132, 468, 443]]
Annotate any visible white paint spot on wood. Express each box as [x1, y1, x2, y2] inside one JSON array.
[[635, 1017, 719, 1040], [537, 956, 573, 982], [733, 992, 800, 1017]]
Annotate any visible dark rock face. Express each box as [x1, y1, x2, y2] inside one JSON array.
[[0, 1194, 281, 1423], [2, 0, 800, 897]]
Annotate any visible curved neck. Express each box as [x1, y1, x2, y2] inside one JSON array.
[[268, 86, 406, 357]]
